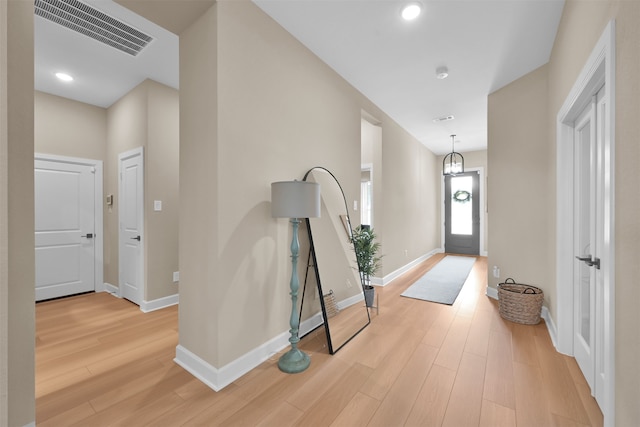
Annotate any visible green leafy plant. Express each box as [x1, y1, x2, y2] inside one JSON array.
[[351, 225, 383, 285]]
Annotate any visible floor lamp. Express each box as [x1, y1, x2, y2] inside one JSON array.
[[271, 180, 321, 373]]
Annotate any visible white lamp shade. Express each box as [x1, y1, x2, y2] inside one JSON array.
[[271, 181, 321, 219]]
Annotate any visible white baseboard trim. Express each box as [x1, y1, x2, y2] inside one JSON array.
[[175, 321, 309, 392], [541, 306, 558, 348], [103, 282, 121, 297], [95, 281, 106, 293], [486, 285, 558, 348], [175, 313, 325, 391], [102, 285, 178, 313], [374, 248, 442, 286], [174, 345, 225, 392], [337, 292, 365, 310], [299, 312, 324, 336], [485, 285, 498, 300], [141, 293, 179, 313]]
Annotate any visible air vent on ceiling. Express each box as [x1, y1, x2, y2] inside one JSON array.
[[34, 0, 153, 56], [433, 115, 455, 123]]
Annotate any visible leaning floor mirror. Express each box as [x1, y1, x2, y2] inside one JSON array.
[[300, 167, 370, 354]]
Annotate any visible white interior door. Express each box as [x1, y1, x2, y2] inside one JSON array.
[[35, 158, 95, 301], [573, 86, 606, 406], [119, 148, 144, 305]]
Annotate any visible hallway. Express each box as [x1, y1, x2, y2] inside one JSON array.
[[35, 255, 603, 426]]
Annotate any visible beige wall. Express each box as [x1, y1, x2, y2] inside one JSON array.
[[1, 0, 35, 425], [146, 82, 180, 301], [487, 65, 549, 297], [178, 1, 439, 368], [609, 3, 640, 424], [380, 122, 439, 275], [106, 79, 179, 301], [179, 4, 220, 364], [106, 81, 147, 286], [488, 0, 640, 423], [34, 91, 108, 160]]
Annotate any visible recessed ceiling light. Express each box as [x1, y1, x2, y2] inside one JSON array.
[[401, 3, 422, 21], [55, 72, 74, 82]]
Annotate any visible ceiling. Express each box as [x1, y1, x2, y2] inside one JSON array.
[[34, 0, 179, 109], [34, 0, 565, 155]]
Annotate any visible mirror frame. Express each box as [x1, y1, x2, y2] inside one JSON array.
[[302, 166, 370, 354]]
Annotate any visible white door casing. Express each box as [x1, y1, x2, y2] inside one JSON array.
[[572, 89, 606, 403], [34, 154, 104, 301], [556, 21, 615, 426], [594, 89, 607, 404], [118, 147, 144, 305]]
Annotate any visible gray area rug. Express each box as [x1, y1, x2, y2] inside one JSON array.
[[401, 255, 476, 305]]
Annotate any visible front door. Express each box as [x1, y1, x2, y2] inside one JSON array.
[[573, 86, 606, 406], [35, 158, 95, 301], [119, 148, 144, 305], [444, 171, 480, 255]]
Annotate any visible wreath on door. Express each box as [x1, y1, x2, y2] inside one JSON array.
[[453, 190, 471, 203]]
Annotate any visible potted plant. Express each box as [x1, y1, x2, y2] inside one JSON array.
[[352, 225, 382, 308]]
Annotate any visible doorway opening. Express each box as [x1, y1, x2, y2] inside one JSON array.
[[442, 167, 485, 256], [360, 166, 373, 227]]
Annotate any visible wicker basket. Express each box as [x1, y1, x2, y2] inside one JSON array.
[[498, 278, 544, 325], [323, 290, 340, 318]]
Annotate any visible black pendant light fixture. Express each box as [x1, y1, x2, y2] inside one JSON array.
[[442, 134, 464, 176]]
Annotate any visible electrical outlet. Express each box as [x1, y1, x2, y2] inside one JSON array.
[[173, 271, 180, 282], [492, 266, 500, 278], [404, 249, 408, 257]]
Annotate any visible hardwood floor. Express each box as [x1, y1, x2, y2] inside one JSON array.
[[35, 255, 603, 426]]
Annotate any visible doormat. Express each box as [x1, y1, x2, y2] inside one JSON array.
[[401, 255, 476, 305]]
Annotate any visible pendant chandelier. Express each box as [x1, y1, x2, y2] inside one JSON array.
[[442, 134, 464, 176]]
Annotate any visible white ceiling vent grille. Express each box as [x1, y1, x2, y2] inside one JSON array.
[[432, 115, 455, 123], [34, 0, 153, 56]]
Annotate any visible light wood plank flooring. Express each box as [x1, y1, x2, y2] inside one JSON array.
[[36, 255, 603, 426]]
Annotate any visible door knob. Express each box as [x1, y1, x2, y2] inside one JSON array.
[[131, 235, 141, 241], [81, 233, 94, 238]]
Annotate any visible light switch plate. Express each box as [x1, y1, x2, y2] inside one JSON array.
[[154, 200, 162, 211]]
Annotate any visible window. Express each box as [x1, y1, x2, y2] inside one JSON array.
[[361, 169, 372, 226]]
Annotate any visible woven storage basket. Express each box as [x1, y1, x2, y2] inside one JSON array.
[[323, 290, 340, 318], [498, 278, 544, 325]]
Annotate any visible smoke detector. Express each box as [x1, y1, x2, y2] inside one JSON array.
[[436, 66, 449, 79]]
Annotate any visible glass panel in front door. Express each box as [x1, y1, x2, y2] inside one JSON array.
[[451, 175, 473, 235]]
